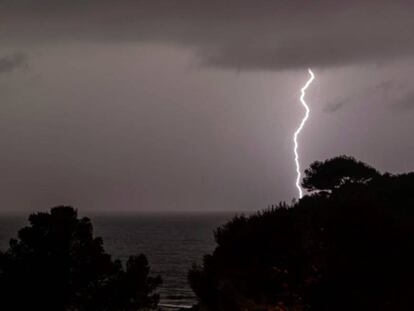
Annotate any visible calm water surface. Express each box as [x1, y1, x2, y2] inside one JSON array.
[[0, 212, 236, 308]]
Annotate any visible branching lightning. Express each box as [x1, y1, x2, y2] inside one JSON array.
[[293, 68, 315, 199]]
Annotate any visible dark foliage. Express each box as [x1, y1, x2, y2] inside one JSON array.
[[0, 206, 161, 311], [189, 156, 414, 311], [302, 155, 380, 192]]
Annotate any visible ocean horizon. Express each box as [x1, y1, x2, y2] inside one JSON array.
[[0, 211, 240, 309]]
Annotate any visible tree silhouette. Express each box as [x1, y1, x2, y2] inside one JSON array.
[[189, 206, 309, 311], [0, 206, 161, 311], [302, 155, 380, 192], [189, 156, 414, 311]]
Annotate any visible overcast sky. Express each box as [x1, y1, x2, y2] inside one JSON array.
[[1, 0, 413, 212]]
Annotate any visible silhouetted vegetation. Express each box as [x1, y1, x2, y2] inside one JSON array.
[[189, 155, 414, 311], [302, 155, 380, 192], [0, 206, 161, 311]]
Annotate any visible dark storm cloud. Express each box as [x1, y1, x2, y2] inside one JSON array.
[[324, 97, 351, 113], [1, 0, 414, 70], [0, 54, 27, 74], [323, 79, 411, 113], [396, 91, 414, 110]]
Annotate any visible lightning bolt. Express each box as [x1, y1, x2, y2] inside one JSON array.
[[293, 68, 315, 199]]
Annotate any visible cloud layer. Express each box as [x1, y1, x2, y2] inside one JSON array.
[[0, 54, 27, 74], [1, 0, 414, 70]]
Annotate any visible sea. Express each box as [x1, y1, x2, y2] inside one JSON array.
[[0, 211, 237, 310]]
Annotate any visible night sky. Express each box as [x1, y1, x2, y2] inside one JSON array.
[[1, 0, 413, 212]]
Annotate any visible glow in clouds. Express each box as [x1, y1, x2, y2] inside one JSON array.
[[293, 68, 315, 199]]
